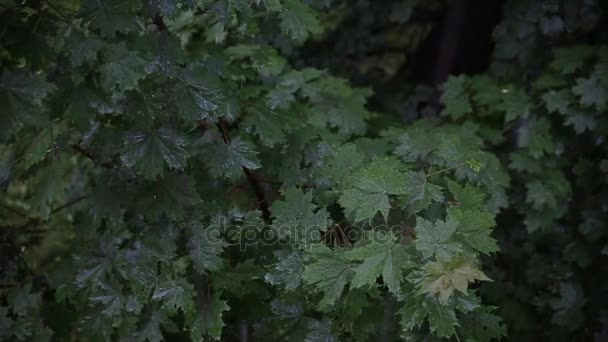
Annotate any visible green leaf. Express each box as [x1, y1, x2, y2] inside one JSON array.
[[446, 179, 485, 210], [398, 293, 458, 337], [189, 293, 229, 341], [572, 74, 607, 110], [459, 306, 507, 342], [173, 65, 224, 124], [90, 281, 128, 317], [271, 188, 330, 241], [316, 143, 366, 182], [303, 244, 353, 308], [266, 250, 304, 291], [99, 44, 148, 92], [279, 0, 323, 42], [309, 79, 371, 135], [470, 75, 502, 107], [188, 220, 227, 273], [526, 180, 557, 210], [427, 299, 458, 337], [152, 278, 195, 314], [121, 128, 188, 179], [497, 87, 530, 122], [394, 121, 437, 161], [81, 0, 141, 37], [7, 285, 39, 316], [339, 188, 391, 224], [67, 33, 104, 67], [339, 158, 409, 223], [136, 174, 202, 220], [541, 89, 572, 115], [203, 137, 260, 180], [448, 208, 498, 254], [550, 45, 595, 74], [344, 232, 411, 293], [415, 217, 461, 259], [402, 171, 444, 212], [564, 112, 596, 133], [135, 311, 174, 342], [0, 70, 55, 132], [214, 260, 267, 296], [441, 75, 472, 119], [242, 106, 290, 147], [518, 118, 554, 158]]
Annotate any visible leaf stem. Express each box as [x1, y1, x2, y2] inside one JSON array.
[[426, 162, 467, 177]]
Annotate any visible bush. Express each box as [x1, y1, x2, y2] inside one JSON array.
[[0, 0, 606, 341]]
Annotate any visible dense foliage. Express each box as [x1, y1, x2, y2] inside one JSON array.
[[0, 0, 607, 341]]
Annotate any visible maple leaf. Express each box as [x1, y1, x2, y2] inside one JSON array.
[[203, 137, 261, 180], [279, 0, 323, 42], [242, 106, 294, 147], [339, 158, 409, 223], [572, 75, 607, 110], [188, 220, 227, 273], [135, 311, 175, 342], [99, 44, 148, 92], [153, 278, 196, 314], [394, 121, 437, 161], [414, 217, 461, 259], [265, 250, 304, 291], [398, 291, 458, 337], [550, 45, 595, 74], [542, 89, 572, 115], [67, 32, 104, 67], [497, 87, 531, 122], [564, 112, 596, 133], [402, 171, 444, 212], [89, 281, 129, 317], [344, 232, 412, 293], [446, 179, 486, 210], [441, 75, 472, 119], [135, 174, 202, 220], [419, 255, 491, 303], [517, 118, 554, 158], [0, 70, 55, 131], [448, 208, 498, 254], [121, 128, 189, 179], [81, 0, 140, 37], [526, 180, 557, 210], [315, 143, 366, 183], [459, 306, 507, 342], [271, 188, 330, 242], [188, 293, 230, 341], [303, 244, 353, 308], [470, 75, 503, 107]]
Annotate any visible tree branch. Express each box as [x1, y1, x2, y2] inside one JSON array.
[[72, 144, 114, 169], [0, 201, 28, 217], [217, 121, 272, 224], [50, 194, 88, 215], [1, 194, 88, 230]]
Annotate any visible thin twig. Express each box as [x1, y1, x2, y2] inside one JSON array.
[[426, 162, 467, 177], [2, 194, 88, 230], [0, 202, 28, 217], [50, 194, 88, 215]]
